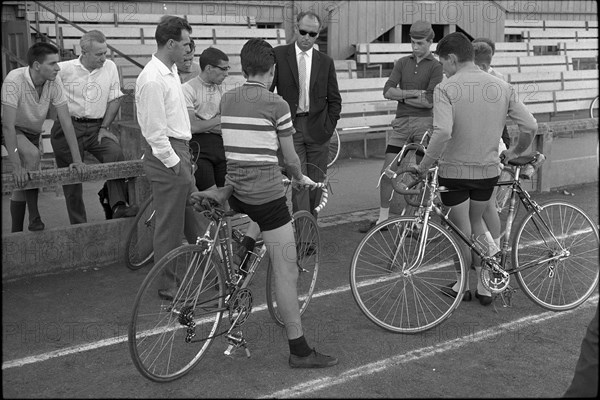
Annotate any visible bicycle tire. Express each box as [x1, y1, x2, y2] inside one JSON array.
[[327, 129, 341, 168], [266, 210, 320, 326], [589, 96, 599, 119], [124, 196, 155, 270], [350, 217, 466, 333], [512, 201, 599, 311], [128, 244, 226, 382]]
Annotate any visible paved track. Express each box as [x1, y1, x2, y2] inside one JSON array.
[[2, 158, 598, 397]]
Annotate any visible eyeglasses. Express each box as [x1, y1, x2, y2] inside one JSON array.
[[298, 29, 318, 38], [211, 64, 231, 72]]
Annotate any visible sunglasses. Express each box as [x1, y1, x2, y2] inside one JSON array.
[[211, 65, 231, 71], [298, 29, 318, 38]]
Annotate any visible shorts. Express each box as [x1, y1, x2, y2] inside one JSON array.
[[1, 126, 41, 147], [190, 132, 227, 190], [438, 176, 499, 207], [228, 195, 291, 232], [386, 116, 432, 153]]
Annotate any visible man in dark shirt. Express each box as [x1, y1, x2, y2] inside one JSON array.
[[360, 20, 443, 232]]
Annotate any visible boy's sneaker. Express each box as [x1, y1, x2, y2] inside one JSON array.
[[289, 348, 338, 368]]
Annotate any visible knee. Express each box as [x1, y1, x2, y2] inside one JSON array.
[[20, 149, 41, 170], [101, 145, 125, 163]]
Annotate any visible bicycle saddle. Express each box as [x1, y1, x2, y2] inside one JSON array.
[[507, 153, 538, 166]]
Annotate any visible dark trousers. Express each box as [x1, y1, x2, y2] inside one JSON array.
[[564, 303, 599, 398], [143, 139, 203, 289], [292, 116, 329, 218], [51, 119, 128, 224]]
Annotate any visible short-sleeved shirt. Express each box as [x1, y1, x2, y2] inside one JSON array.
[[1, 67, 68, 134], [182, 75, 223, 121], [57, 57, 124, 119], [221, 81, 295, 205], [383, 53, 444, 118]]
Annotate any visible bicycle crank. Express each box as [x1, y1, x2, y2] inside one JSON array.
[[480, 265, 511, 294], [228, 288, 253, 327]]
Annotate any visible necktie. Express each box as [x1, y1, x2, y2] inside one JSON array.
[[298, 52, 307, 112]]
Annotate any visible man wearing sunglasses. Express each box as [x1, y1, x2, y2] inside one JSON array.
[[270, 10, 342, 218]]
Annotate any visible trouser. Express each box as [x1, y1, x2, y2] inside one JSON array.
[[51, 118, 128, 224], [291, 116, 329, 218], [143, 138, 202, 289]]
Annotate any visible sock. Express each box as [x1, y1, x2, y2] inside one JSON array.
[[376, 207, 390, 224], [10, 200, 26, 232], [24, 189, 41, 223], [475, 266, 491, 296], [288, 335, 312, 357]]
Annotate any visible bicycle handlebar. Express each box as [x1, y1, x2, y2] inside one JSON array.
[[282, 178, 329, 213], [391, 167, 422, 196]]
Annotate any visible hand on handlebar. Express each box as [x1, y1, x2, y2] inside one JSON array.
[[292, 174, 318, 191]]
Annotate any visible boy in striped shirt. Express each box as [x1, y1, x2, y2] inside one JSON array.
[[217, 38, 338, 368]]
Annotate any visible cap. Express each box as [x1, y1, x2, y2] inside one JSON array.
[[409, 20, 434, 40]]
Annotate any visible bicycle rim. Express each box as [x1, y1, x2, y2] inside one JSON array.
[[128, 245, 225, 382], [125, 196, 155, 270], [350, 217, 466, 333], [513, 201, 599, 311], [327, 129, 341, 168], [267, 210, 320, 326]]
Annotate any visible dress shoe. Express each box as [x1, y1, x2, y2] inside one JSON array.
[[28, 217, 45, 231], [358, 220, 388, 233], [475, 290, 493, 306], [113, 204, 139, 219], [289, 348, 338, 368], [440, 282, 472, 302]]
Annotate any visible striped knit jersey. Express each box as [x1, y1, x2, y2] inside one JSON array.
[[221, 81, 295, 205]]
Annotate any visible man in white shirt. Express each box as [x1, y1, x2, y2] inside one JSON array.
[[2, 42, 85, 232], [136, 15, 201, 300], [51, 30, 136, 223]]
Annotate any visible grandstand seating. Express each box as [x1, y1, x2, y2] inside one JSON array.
[[504, 19, 598, 43]]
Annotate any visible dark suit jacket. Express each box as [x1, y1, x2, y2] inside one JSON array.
[[270, 43, 342, 145]]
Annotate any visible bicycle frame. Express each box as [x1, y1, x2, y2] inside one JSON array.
[[404, 161, 570, 281]]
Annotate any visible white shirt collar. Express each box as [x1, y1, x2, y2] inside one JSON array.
[[151, 54, 178, 76]]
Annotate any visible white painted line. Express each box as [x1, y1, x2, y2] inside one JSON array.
[[262, 295, 599, 399], [3, 224, 596, 371], [1, 285, 351, 370]]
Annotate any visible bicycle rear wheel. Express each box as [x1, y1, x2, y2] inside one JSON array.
[[266, 210, 320, 326], [512, 201, 599, 311], [350, 217, 466, 333], [125, 196, 155, 270], [128, 244, 225, 382]]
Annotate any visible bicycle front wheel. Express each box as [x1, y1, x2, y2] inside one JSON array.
[[125, 196, 155, 270], [350, 217, 466, 334], [266, 210, 320, 326], [327, 129, 341, 168], [128, 244, 226, 382], [513, 201, 599, 311]]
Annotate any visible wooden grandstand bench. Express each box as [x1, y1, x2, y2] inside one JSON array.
[[336, 77, 396, 157], [46, 25, 284, 50]]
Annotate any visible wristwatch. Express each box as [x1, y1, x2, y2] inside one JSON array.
[[100, 125, 110, 131]]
